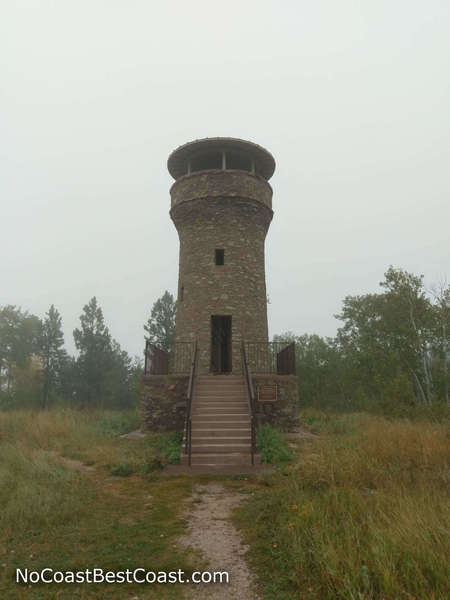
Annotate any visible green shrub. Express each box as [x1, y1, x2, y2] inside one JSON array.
[[257, 425, 292, 464], [90, 410, 140, 437], [110, 462, 135, 477], [142, 455, 164, 473], [146, 432, 183, 465]]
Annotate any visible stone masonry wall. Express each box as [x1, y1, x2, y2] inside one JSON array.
[[170, 170, 273, 374], [252, 375, 300, 431], [141, 373, 299, 433], [170, 169, 273, 210], [141, 375, 189, 432]]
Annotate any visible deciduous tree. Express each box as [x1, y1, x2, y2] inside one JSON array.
[[0, 305, 41, 401]]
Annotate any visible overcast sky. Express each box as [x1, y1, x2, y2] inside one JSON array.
[[1, 0, 449, 359]]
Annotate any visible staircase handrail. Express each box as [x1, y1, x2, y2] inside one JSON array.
[[241, 341, 256, 465], [185, 341, 198, 466]]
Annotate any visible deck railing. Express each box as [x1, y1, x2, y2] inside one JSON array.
[[243, 341, 296, 375], [144, 341, 195, 375], [170, 342, 196, 374], [144, 340, 296, 376]]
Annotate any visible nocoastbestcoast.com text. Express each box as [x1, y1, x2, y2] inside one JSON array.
[[16, 568, 229, 585]]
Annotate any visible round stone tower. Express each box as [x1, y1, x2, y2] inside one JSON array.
[[168, 137, 275, 374]]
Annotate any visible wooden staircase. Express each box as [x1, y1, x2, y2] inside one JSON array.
[[180, 374, 259, 468]]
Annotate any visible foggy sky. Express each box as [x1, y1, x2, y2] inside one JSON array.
[[1, 0, 449, 359]]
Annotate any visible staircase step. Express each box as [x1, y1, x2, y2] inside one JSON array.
[[195, 386, 244, 390], [193, 419, 250, 423], [191, 435, 251, 442], [181, 453, 261, 466], [194, 403, 247, 408], [196, 376, 242, 379], [193, 417, 249, 421], [193, 403, 248, 413], [192, 428, 251, 436], [194, 398, 246, 403], [195, 400, 247, 403], [194, 415, 250, 422], [193, 422, 251, 429], [195, 398, 246, 403], [196, 391, 245, 396], [194, 416, 249, 421], [194, 409, 247, 414], [196, 382, 245, 387], [195, 393, 245, 398], [191, 443, 250, 452], [195, 392, 245, 397], [196, 389, 246, 394], [196, 379, 244, 384]]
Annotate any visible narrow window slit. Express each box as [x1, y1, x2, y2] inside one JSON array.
[[215, 249, 225, 265]]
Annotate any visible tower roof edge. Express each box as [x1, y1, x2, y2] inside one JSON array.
[[167, 137, 276, 181]]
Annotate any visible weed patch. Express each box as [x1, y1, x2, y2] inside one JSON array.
[[89, 410, 140, 437], [145, 431, 183, 466], [257, 425, 292, 464]]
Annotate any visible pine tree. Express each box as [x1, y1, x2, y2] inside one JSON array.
[[73, 297, 113, 406], [40, 304, 67, 408], [144, 291, 177, 353], [104, 339, 133, 408]]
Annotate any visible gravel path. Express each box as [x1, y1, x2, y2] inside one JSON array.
[[179, 482, 260, 600]]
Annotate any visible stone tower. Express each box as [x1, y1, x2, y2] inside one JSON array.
[[168, 137, 275, 374]]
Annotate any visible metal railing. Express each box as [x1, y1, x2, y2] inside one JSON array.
[[144, 341, 169, 375], [144, 341, 195, 375], [170, 341, 195, 374], [244, 341, 296, 375], [241, 342, 256, 465], [184, 342, 198, 465]]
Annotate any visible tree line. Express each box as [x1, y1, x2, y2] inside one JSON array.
[[1, 267, 448, 413], [0, 298, 144, 409], [277, 267, 449, 413]]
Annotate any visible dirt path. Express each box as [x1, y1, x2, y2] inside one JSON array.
[[179, 482, 260, 600], [43, 449, 95, 472]]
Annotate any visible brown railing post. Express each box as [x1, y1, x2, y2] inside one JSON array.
[[144, 342, 169, 375], [277, 341, 296, 375], [243, 341, 296, 375]]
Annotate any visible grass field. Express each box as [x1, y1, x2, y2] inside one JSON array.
[[0, 409, 195, 599], [234, 410, 450, 600], [1, 408, 449, 599]]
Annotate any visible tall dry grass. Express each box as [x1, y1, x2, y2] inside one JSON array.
[[236, 413, 450, 600]]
